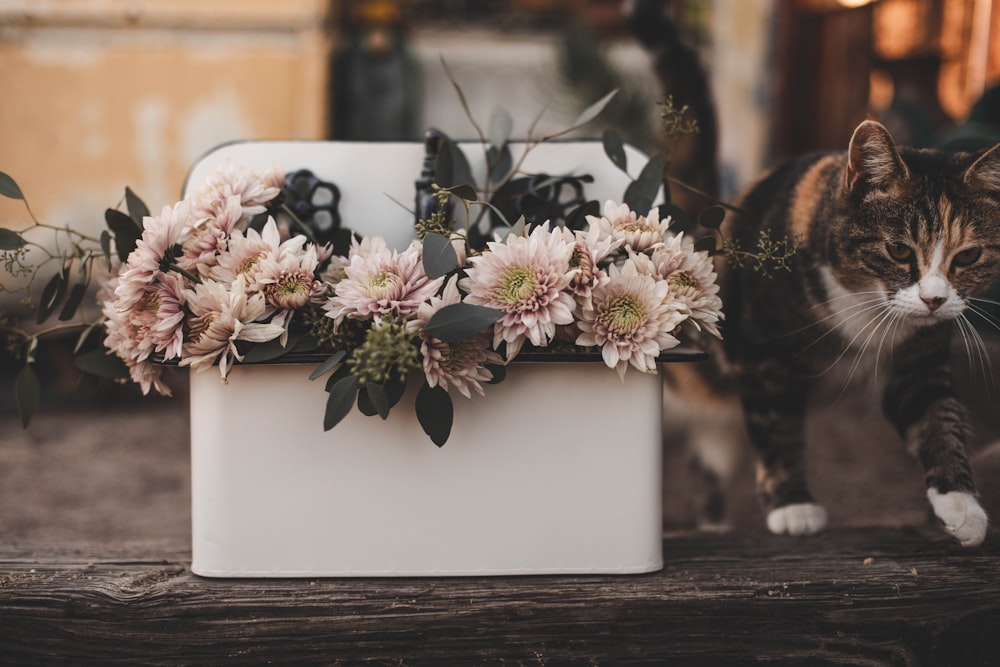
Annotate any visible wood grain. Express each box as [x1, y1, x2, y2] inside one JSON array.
[[1, 528, 999, 665]]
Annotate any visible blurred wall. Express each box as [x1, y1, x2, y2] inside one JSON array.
[[0, 0, 331, 239]]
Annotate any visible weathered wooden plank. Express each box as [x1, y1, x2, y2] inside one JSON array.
[[0, 528, 998, 665]]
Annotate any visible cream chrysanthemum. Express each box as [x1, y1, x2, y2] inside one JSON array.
[[587, 201, 671, 253], [102, 271, 172, 396], [324, 238, 443, 326], [115, 199, 194, 310], [460, 223, 576, 360], [576, 259, 687, 380], [409, 276, 503, 398], [638, 233, 724, 339], [180, 278, 284, 380], [178, 194, 245, 277], [191, 160, 284, 223]]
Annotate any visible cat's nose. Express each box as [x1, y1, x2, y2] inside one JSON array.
[[921, 295, 945, 311]]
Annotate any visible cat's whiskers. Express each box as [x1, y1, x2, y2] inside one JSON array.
[[955, 312, 995, 395], [838, 306, 899, 398], [966, 299, 1000, 332], [812, 300, 893, 381], [797, 298, 889, 353], [783, 291, 888, 339]]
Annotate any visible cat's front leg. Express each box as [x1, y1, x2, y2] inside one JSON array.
[[740, 364, 827, 536], [883, 359, 988, 547]]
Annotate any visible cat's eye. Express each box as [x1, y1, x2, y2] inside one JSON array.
[[953, 246, 983, 267], [886, 243, 914, 263]]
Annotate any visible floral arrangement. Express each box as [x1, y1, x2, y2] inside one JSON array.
[[1, 88, 727, 445]]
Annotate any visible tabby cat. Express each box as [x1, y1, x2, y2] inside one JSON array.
[[683, 120, 1000, 546]]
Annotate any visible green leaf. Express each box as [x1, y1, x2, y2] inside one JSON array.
[[698, 205, 726, 230], [421, 303, 502, 343], [356, 387, 378, 417], [242, 334, 304, 364], [384, 373, 407, 409], [416, 382, 453, 447], [73, 323, 100, 354], [602, 129, 628, 173], [623, 155, 665, 215], [58, 283, 87, 321], [36, 270, 67, 325], [99, 230, 113, 270], [694, 236, 718, 254], [660, 203, 694, 234], [324, 374, 360, 431], [436, 138, 477, 192], [448, 184, 479, 202], [0, 228, 26, 250], [125, 187, 150, 225], [15, 364, 40, 428], [573, 89, 618, 128], [565, 200, 600, 231], [73, 347, 129, 380], [308, 350, 346, 381], [489, 106, 513, 150], [104, 208, 141, 262], [0, 172, 24, 200], [485, 363, 506, 385], [422, 232, 459, 279], [487, 144, 513, 185], [364, 382, 390, 420], [501, 216, 527, 241]]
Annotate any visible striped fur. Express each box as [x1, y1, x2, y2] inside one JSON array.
[[696, 120, 1000, 544]]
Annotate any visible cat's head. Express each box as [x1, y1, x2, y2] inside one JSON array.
[[830, 120, 1000, 325]]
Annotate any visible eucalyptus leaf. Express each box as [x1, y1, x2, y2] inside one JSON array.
[[242, 335, 299, 363], [73, 323, 100, 354], [623, 155, 665, 215], [125, 187, 150, 225], [104, 208, 141, 262], [73, 347, 129, 380], [421, 303, 503, 343], [356, 388, 378, 417], [500, 216, 526, 241], [422, 232, 459, 279], [0, 228, 26, 250], [384, 374, 407, 409], [698, 205, 726, 230], [36, 271, 67, 325], [324, 374, 360, 431], [488, 106, 513, 150], [487, 144, 513, 185], [660, 202, 694, 233], [448, 184, 479, 202], [99, 230, 113, 270], [365, 382, 390, 420], [438, 139, 477, 191], [0, 172, 24, 200], [15, 364, 40, 428], [415, 382, 453, 447], [694, 236, 718, 254], [325, 363, 353, 392], [602, 129, 627, 173], [58, 283, 88, 321], [573, 89, 618, 128], [308, 350, 346, 381], [485, 363, 506, 385], [565, 200, 600, 231]]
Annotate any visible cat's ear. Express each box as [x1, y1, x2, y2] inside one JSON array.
[[963, 143, 1000, 191], [844, 120, 908, 193]]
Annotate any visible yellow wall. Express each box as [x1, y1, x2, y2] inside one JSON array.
[[0, 0, 331, 238]]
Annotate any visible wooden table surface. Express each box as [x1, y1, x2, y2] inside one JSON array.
[[2, 527, 999, 665]]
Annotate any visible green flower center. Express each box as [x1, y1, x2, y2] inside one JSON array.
[[498, 267, 539, 305], [669, 270, 698, 290], [599, 294, 645, 337], [366, 271, 403, 301]]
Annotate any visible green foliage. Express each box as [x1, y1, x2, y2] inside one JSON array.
[[659, 96, 700, 139], [0, 172, 24, 200], [421, 232, 459, 279], [416, 382, 453, 447], [421, 303, 503, 343], [722, 231, 802, 278], [15, 364, 39, 428]]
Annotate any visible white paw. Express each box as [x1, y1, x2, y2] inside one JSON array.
[[927, 488, 988, 547], [766, 503, 828, 536]]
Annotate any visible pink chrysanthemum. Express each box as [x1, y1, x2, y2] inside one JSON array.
[[177, 194, 245, 277], [460, 223, 577, 360], [587, 200, 671, 253], [559, 225, 621, 311], [102, 273, 170, 396], [208, 217, 287, 292], [409, 276, 504, 399], [324, 238, 443, 326], [115, 200, 194, 309], [576, 258, 687, 380], [636, 233, 724, 339], [191, 160, 284, 222], [180, 278, 285, 381]]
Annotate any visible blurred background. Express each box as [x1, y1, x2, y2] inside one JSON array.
[[3, 0, 1000, 539]]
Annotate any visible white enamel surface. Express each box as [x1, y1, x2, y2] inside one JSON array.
[[190, 362, 664, 576]]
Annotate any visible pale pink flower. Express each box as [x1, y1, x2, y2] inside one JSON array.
[[191, 160, 284, 222], [177, 194, 245, 277], [460, 223, 577, 360], [409, 276, 503, 399], [116, 199, 194, 309], [319, 254, 351, 291], [208, 217, 285, 291], [588, 201, 671, 253], [576, 258, 687, 380], [558, 225, 621, 311], [256, 241, 326, 342], [637, 233, 724, 339], [324, 238, 443, 326], [180, 278, 284, 381]]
